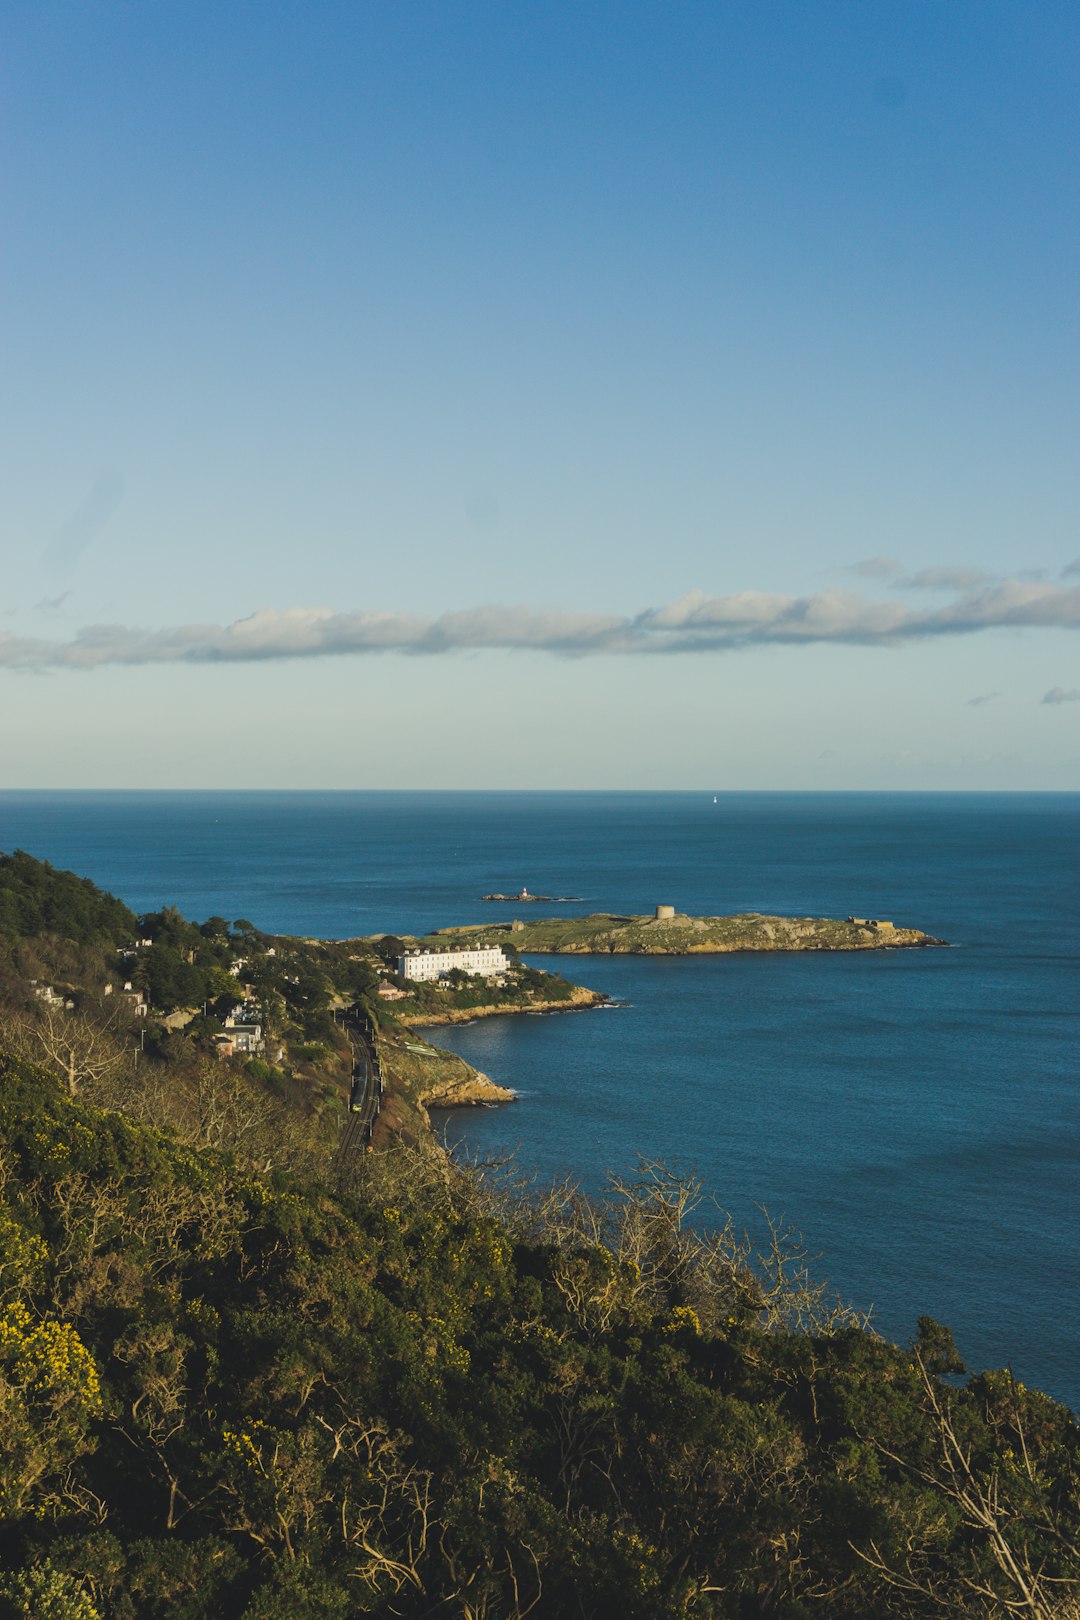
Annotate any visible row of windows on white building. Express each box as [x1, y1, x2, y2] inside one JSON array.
[[397, 945, 509, 982]]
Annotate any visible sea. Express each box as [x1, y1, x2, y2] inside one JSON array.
[[1, 790, 1076, 1411]]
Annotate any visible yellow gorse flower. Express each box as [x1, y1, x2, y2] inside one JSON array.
[[665, 1305, 701, 1336], [0, 1209, 48, 1294], [222, 1421, 270, 1471], [0, 1302, 102, 1412]]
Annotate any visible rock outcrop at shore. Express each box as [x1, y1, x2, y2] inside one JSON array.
[[417, 1071, 516, 1109]]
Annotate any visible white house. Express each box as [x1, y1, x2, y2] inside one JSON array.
[[226, 1023, 263, 1054], [30, 982, 75, 1010], [398, 944, 509, 982]]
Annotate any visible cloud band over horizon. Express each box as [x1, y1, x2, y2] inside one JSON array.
[[4, 578, 1080, 670]]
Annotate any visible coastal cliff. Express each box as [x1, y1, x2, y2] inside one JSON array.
[[371, 1024, 515, 1147], [419, 1071, 516, 1109], [420, 910, 944, 955]]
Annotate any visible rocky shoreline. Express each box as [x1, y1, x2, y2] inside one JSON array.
[[399, 983, 608, 1026], [417, 1070, 517, 1110]]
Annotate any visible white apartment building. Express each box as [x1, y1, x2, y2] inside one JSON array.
[[398, 944, 509, 982]]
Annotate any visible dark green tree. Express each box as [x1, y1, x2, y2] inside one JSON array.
[[914, 1314, 966, 1375]]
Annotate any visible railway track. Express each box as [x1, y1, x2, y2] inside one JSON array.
[[332, 1005, 383, 1169]]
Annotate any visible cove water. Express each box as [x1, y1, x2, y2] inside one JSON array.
[[1, 790, 1076, 1410]]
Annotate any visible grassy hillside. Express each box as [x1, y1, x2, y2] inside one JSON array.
[[0, 1049, 1075, 1619]]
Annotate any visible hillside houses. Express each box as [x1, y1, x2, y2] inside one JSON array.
[[30, 981, 75, 1011], [213, 999, 265, 1058]]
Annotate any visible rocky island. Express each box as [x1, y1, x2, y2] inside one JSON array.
[[416, 905, 945, 955], [481, 887, 582, 902]]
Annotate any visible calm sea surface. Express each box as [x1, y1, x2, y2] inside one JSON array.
[[1, 791, 1076, 1410]]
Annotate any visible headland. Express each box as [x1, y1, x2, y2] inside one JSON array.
[[395, 981, 607, 1025]]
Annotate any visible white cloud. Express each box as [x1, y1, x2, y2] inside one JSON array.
[[1042, 686, 1080, 705], [3, 576, 1080, 670], [901, 567, 993, 591], [846, 555, 901, 580], [843, 559, 995, 591]]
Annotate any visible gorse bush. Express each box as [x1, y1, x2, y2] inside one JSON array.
[[0, 1048, 1076, 1618]]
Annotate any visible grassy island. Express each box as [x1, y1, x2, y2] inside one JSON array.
[[416, 909, 945, 955]]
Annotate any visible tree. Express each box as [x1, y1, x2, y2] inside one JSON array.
[[0, 850, 137, 946], [134, 946, 207, 1014], [858, 1357, 1080, 1618], [0, 1560, 101, 1619], [340, 957, 379, 999], [914, 1315, 966, 1376], [139, 906, 194, 953], [1, 1004, 128, 1098]]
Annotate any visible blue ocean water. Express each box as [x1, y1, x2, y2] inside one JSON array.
[[1, 790, 1076, 1409]]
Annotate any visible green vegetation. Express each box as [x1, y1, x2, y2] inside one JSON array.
[[0, 853, 594, 1107], [0, 1050, 1076, 1618], [0, 852, 384, 1125], [0, 852, 1075, 1616], [416, 912, 943, 955], [381, 961, 590, 1024], [0, 852, 137, 947], [0, 851, 594, 1190]]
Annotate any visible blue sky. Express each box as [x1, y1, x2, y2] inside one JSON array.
[[2, 1, 1078, 787]]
